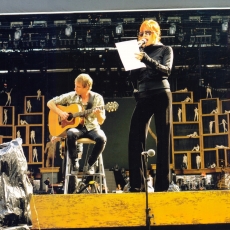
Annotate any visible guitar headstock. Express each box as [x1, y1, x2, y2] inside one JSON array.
[[105, 101, 119, 112]]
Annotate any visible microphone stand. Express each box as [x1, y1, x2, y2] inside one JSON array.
[[142, 153, 154, 230]]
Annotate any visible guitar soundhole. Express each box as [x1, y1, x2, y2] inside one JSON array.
[[67, 113, 73, 121]]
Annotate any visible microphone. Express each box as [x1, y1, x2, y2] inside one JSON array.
[[141, 149, 155, 157], [138, 38, 147, 47]]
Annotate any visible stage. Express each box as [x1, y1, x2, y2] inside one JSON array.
[[30, 190, 230, 230]]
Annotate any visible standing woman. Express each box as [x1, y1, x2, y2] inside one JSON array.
[[128, 19, 174, 192]]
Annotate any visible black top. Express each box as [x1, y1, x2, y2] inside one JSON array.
[[132, 43, 174, 95]]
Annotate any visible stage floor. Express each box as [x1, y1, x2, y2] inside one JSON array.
[[30, 190, 230, 230]]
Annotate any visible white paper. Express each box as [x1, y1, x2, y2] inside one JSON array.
[[115, 40, 146, 71]]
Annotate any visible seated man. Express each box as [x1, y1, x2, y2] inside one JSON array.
[[47, 73, 107, 174]]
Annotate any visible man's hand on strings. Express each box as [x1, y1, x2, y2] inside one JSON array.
[[59, 111, 69, 120]]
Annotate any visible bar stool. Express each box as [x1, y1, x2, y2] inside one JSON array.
[[64, 138, 107, 194]]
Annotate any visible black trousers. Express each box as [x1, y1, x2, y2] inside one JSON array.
[[67, 126, 107, 166], [128, 91, 172, 192]]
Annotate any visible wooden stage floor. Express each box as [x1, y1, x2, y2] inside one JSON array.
[[30, 190, 230, 230]]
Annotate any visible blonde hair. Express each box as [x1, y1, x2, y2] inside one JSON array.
[[139, 20, 161, 43], [75, 73, 93, 90]]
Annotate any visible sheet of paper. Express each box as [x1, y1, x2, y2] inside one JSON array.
[[115, 40, 146, 71]]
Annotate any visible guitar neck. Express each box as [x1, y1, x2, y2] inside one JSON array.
[[72, 105, 105, 118]]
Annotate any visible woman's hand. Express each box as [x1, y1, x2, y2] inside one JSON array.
[[135, 52, 144, 61]]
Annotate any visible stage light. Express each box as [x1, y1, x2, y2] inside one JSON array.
[[221, 20, 228, 32], [123, 18, 135, 23], [65, 25, 72, 37], [215, 29, 220, 43], [3, 41, 8, 50], [52, 36, 57, 46], [33, 21, 47, 27], [116, 23, 123, 35], [77, 37, 83, 46], [14, 29, 21, 40], [54, 20, 66, 26], [99, 18, 111, 24], [190, 36, 195, 43], [10, 21, 23, 28], [13, 40, 19, 48], [86, 35, 92, 44], [104, 35, 109, 44], [169, 23, 176, 35], [167, 17, 181, 23], [178, 30, 184, 42], [40, 40, 46, 48]]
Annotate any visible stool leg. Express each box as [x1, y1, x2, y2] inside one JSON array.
[[64, 150, 71, 194], [98, 154, 108, 194]]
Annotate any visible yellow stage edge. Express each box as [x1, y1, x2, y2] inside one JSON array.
[[30, 190, 230, 229]]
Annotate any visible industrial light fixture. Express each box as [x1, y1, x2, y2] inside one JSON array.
[[3, 41, 8, 50], [116, 23, 123, 35], [189, 16, 201, 22], [123, 18, 135, 23], [99, 18, 111, 24], [215, 29, 220, 43], [178, 30, 184, 42], [104, 35, 109, 44], [14, 29, 21, 40], [221, 20, 228, 32], [77, 37, 83, 46], [65, 25, 72, 37], [190, 36, 196, 43], [86, 34, 92, 44], [167, 17, 181, 23], [169, 23, 176, 35], [52, 36, 57, 46], [210, 16, 222, 23], [54, 20, 66, 26], [33, 21, 47, 27], [40, 40, 46, 48], [10, 21, 23, 29], [77, 19, 89, 24], [13, 39, 20, 48]]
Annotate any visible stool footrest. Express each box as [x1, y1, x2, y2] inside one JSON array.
[[81, 173, 105, 177], [66, 173, 78, 176], [70, 171, 79, 175]]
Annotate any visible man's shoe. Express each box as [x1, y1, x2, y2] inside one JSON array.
[[167, 181, 180, 192], [86, 164, 95, 175], [71, 159, 80, 175]]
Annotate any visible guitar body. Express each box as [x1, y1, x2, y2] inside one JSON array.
[[48, 104, 82, 136], [48, 101, 119, 137]]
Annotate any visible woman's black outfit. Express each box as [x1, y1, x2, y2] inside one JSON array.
[[128, 43, 173, 192]]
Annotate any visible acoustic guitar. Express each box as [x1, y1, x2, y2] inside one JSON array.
[[48, 101, 119, 137]]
